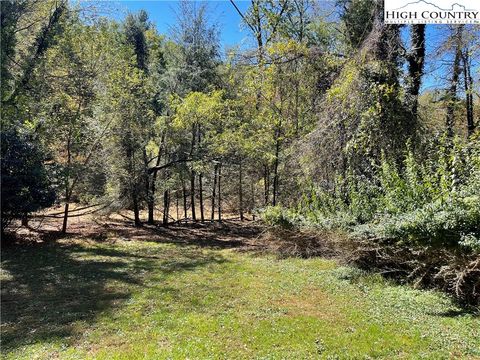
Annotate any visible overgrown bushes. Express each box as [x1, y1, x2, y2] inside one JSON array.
[[262, 136, 480, 305], [269, 137, 480, 252]]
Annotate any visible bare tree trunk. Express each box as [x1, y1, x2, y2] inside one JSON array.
[[62, 200, 69, 233], [211, 164, 218, 220], [133, 194, 141, 227], [182, 179, 187, 220], [199, 173, 204, 222], [176, 191, 179, 221], [272, 133, 280, 206], [163, 189, 169, 225], [239, 160, 244, 221], [264, 164, 269, 205], [218, 163, 222, 221], [143, 149, 151, 224], [147, 191, 155, 224], [62, 136, 72, 234], [251, 178, 255, 215], [190, 170, 196, 221], [198, 130, 204, 222], [190, 124, 196, 221]]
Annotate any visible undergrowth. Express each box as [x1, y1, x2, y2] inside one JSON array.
[[261, 136, 480, 305]]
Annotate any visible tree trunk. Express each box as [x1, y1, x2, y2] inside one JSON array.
[[147, 196, 155, 224], [294, 77, 300, 135], [218, 163, 222, 221], [239, 160, 244, 221], [211, 164, 218, 220], [264, 164, 269, 206], [143, 149, 152, 224], [163, 189, 169, 225], [62, 200, 69, 233], [148, 131, 166, 224], [446, 26, 463, 139], [199, 173, 204, 222], [133, 194, 141, 227], [182, 179, 187, 220], [272, 134, 280, 206], [463, 49, 475, 137], [21, 213, 29, 227], [62, 135, 72, 234], [190, 170, 196, 221], [251, 178, 255, 215], [189, 124, 196, 221], [176, 191, 179, 221], [407, 24, 426, 128], [197, 129, 204, 222]]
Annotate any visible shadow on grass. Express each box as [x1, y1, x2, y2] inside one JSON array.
[[1, 240, 227, 352], [100, 219, 263, 250]]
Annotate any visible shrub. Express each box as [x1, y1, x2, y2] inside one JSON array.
[[1, 130, 56, 234], [272, 136, 480, 253]]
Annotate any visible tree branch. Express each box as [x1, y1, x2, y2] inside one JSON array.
[[229, 0, 257, 35], [148, 158, 193, 174]]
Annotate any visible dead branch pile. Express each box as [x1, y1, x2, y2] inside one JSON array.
[[261, 227, 343, 259], [347, 239, 480, 307], [263, 227, 480, 307]]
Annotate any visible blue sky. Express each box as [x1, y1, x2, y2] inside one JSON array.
[[106, 0, 251, 51]]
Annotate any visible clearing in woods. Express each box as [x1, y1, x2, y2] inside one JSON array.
[[1, 217, 479, 359]]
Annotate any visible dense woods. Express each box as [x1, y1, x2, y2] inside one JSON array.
[[1, 0, 479, 305]]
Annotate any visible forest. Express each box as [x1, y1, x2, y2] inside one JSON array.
[[1, 0, 479, 358]]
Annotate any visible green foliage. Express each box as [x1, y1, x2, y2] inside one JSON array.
[[337, 0, 376, 49], [266, 138, 480, 253], [261, 206, 302, 229], [0, 0, 19, 101], [169, 1, 220, 94], [1, 130, 55, 233]]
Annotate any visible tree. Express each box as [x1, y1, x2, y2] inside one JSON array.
[[405, 24, 426, 130], [170, 1, 220, 95], [156, 1, 220, 222], [106, 45, 153, 226], [38, 13, 110, 233], [445, 25, 463, 139]]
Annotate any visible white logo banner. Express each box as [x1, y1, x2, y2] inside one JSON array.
[[384, 0, 480, 24]]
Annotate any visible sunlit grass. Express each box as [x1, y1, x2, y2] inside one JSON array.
[[2, 237, 479, 359]]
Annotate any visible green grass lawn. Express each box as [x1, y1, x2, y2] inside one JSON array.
[[2, 227, 479, 359]]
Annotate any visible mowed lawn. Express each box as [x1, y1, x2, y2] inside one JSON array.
[[1, 224, 479, 359]]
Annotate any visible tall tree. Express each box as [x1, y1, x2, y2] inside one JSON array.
[[445, 26, 463, 139], [40, 15, 102, 233], [405, 24, 426, 132]]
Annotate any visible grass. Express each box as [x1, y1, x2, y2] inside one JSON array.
[[1, 223, 479, 359]]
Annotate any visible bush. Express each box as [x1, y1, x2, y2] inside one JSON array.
[[1, 130, 56, 234], [261, 206, 302, 229]]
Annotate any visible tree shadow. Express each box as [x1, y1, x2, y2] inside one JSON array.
[[101, 219, 263, 250], [427, 308, 479, 318], [1, 239, 227, 352]]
